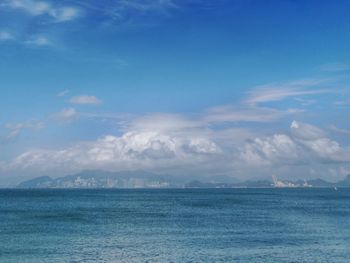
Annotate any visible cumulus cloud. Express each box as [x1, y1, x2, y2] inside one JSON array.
[[239, 134, 301, 166], [70, 95, 102, 105], [4, 0, 80, 22], [289, 121, 350, 161], [1, 76, 348, 180], [239, 121, 350, 168], [290, 121, 326, 140], [3, 118, 350, 179], [6, 130, 222, 174]]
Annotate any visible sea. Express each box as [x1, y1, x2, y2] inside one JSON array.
[[0, 188, 349, 262]]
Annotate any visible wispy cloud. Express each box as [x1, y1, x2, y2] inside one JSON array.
[[55, 108, 79, 122], [245, 79, 331, 106], [71, 0, 176, 26], [70, 95, 102, 105], [0, 0, 80, 49], [320, 62, 349, 72], [116, 0, 176, 12], [24, 35, 51, 46], [0, 31, 15, 41], [329, 125, 350, 136], [5, 120, 45, 139], [57, 89, 70, 97], [294, 97, 316, 106], [202, 79, 324, 124], [4, 0, 80, 22], [0, 32, 52, 47], [204, 105, 285, 123], [105, 0, 176, 15], [334, 99, 350, 106]]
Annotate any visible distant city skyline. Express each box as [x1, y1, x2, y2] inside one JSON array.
[[1, 0, 350, 185]]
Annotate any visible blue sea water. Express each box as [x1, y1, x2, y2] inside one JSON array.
[[0, 188, 349, 262]]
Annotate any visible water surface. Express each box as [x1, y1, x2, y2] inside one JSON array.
[[0, 188, 349, 262]]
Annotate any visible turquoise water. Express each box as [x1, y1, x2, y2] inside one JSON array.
[[0, 188, 349, 262]]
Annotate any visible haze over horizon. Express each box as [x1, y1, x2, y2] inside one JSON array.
[[1, 0, 350, 186]]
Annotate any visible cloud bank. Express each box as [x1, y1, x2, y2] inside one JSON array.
[[3, 119, 350, 180], [1, 78, 348, 182]]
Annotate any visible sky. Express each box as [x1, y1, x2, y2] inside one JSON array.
[[1, 0, 350, 185]]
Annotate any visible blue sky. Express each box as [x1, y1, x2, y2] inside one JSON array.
[[1, 0, 350, 185]]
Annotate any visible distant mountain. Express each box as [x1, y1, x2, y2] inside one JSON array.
[[17, 171, 350, 189], [17, 176, 54, 188], [336, 174, 350, 187], [305, 174, 350, 188], [17, 170, 242, 189], [17, 170, 179, 189], [307, 178, 334, 188]]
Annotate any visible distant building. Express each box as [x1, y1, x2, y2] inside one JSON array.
[[272, 175, 296, 188]]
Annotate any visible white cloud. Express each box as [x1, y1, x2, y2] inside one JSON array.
[[197, 78, 334, 125], [57, 89, 70, 97], [1, 76, 348, 180], [3, 119, 350, 179], [103, 0, 176, 21], [320, 63, 349, 72], [287, 108, 305, 114], [300, 138, 341, 159], [24, 35, 51, 46], [5, 130, 221, 174], [289, 121, 350, 161], [4, 0, 79, 22], [125, 113, 204, 132], [5, 120, 45, 139], [51, 6, 79, 22], [122, 0, 176, 11], [0, 32, 53, 47], [0, 31, 14, 41], [329, 125, 350, 136], [239, 121, 350, 168], [53, 0, 177, 31], [290, 121, 326, 140], [239, 134, 301, 167], [70, 95, 102, 105], [55, 108, 79, 122], [246, 79, 331, 105], [334, 100, 350, 106], [294, 98, 316, 106], [204, 105, 284, 123]]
